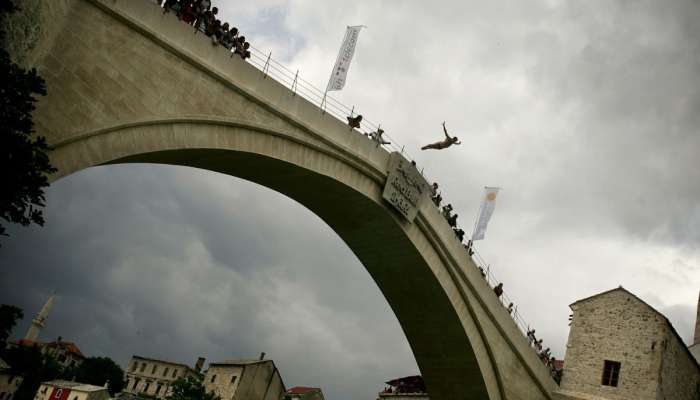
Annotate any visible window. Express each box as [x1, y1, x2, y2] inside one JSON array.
[[152, 365, 158, 374], [172, 369, 177, 378], [163, 367, 169, 377], [143, 382, 151, 393], [132, 362, 138, 372], [133, 379, 141, 390], [156, 384, 163, 395], [73, 396, 78, 400], [58, 354, 67, 363], [230, 376, 237, 384], [140, 363, 146, 372], [601, 360, 621, 387], [210, 375, 217, 383]]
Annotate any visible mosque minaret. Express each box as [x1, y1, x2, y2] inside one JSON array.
[[24, 293, 56, 341]]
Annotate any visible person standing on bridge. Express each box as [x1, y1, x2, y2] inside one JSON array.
[[494, 283, 504, 298], [369, 128, 390, 147], [347, 114, 362, 130], [421, 121, 461, 150]]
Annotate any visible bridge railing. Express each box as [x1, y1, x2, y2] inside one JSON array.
[[245, 45, 436, 180]]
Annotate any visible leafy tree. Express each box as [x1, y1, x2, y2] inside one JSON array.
[[0, 304, 23, 349], [4, 345, 62, 400], [166, 376, 220, 400], [0, 0, 56, 239], [63, 356, 125, 395]]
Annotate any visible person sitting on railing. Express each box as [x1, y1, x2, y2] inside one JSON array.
[[197, 6, 218, 35], [535, 339, 543, 352], [163, 0, 181, 14], [195, 0, 210, 14], [235, 41, 251, 60], [212, 22, 229, 45], [441, 203, 453, 219], [527, 329, 536, 346], [347, 114, 362, 130], [432, 193, 442, 207], [369, 128, 390, 147], [453, 228, 465, 242], [494, 283, 504, 298], [206, 17, 221, 38], [421, 121, 461, 151], [447, 213, 458, 228], [465, 239, 475, 256], [222, 27, 238, 50], [478, 266, 486, 278], [507, 302, 514, 314], [180, 1, 197, 24]]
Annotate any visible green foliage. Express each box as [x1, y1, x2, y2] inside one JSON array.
[[166, 376, 220, 400], [0, 304, 23, 348], [64, 356, 126, 395], [0, 0, 56, 239], [4, 345, 62, 400]]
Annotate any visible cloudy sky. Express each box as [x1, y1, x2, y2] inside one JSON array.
[[2, 0, 700, 399]]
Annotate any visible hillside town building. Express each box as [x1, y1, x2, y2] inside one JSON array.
[[123, 355, 204, 399], [203, 356, 285, 400], [556, 287, 700, 400], [284, 386, 324, 400], [377, 376, 429, 400], [0, 358, 23, 400], [8, 338, 85, 369], [33, 381, 109, 400]]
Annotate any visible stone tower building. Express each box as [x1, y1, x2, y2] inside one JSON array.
[[556, 287, 700, 400], [24, 293, 55, 341], [689, 292, 700, 362]]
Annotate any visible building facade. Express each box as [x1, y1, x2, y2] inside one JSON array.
[[33, 381, 109, 400], [123, 355, 204, 399], [203, 357, 285, 400], [557, 287, 700, 400], [0, 358, 23, 400]]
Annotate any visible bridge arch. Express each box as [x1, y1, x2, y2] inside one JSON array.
[[8, 0, 559, 398], [51, 117, 497, 399]]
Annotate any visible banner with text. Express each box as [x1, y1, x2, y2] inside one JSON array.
[[326, 26, 363, 92], [472, 187, 500, 241]]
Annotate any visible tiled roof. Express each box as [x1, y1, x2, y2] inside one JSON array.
[[209, 359, 270, 366], [286, 387, 320, 395], [43, 380, 107, 392], [45, 341, 85, 358], [131, 355, 195, 371]]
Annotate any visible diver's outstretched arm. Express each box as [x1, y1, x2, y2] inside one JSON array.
[[442, 121, 451, 139]]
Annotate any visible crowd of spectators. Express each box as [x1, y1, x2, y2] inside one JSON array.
[[159, 0, 251, 60]]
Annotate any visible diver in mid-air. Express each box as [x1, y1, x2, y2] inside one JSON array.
[[421, 121, 461, 150]]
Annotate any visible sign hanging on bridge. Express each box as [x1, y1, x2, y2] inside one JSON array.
[[382, 152, 430, 222]]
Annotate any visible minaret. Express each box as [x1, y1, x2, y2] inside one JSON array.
[[694, 291, 700, 345], [24, 293, 56, 341]]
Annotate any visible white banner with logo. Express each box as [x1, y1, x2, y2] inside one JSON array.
[[472, 187, 500, 241], [326, 26, 363, 92]]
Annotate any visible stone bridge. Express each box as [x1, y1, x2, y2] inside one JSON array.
[[6, 0, 559, 398]]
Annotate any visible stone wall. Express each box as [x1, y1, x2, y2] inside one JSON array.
[[657, 324, 700, 400], [0, 0, 74, 66], [559, 289, 665, 400]]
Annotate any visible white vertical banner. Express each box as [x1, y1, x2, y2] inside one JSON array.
[[326, 25, 364, 92], [472, 186, 501, 241]]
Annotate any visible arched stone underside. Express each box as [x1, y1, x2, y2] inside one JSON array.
[[13, 0, 560, 398]]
